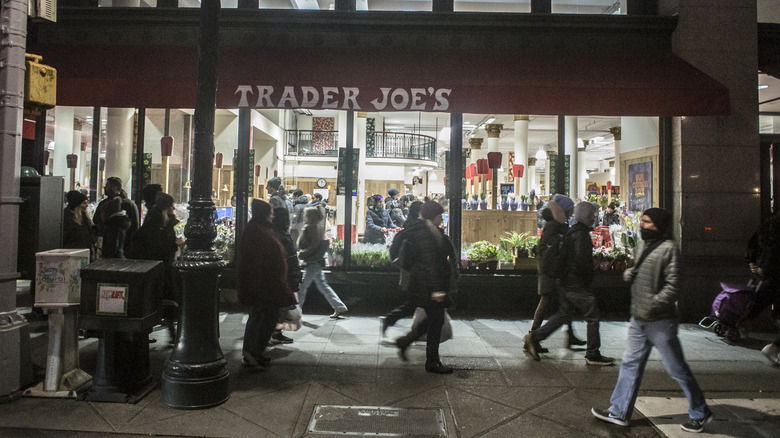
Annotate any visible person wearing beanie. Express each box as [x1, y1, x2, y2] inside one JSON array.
[[528, 201, 585, 355], [602, 201, 621, 226], [526, 201, 614, 367], [364, 194, 399, 244], [63, 190, 97, 260], [296, 205, 348, 319], [593, 208, 713, 433], [394, 201, 458, 374], [237, 199, 298, 367], [552, 194, 575, 216], [267, 177, 293, 222]]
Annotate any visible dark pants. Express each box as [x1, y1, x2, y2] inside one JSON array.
[[415, 306, 446, 363], [532, 285, 602, 359], [384, 300, 417, 327], [243, 306, 279, 359]]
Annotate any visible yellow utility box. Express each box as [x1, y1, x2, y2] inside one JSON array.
[[24, 53, 56, 110]]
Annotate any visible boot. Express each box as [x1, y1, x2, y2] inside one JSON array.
[[567, 329, 586, 348], [523, 331, 548, 354], [425, 344, 453, 374], [396, 330, 420, 362]]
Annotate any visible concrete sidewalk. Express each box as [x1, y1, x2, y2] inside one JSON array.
[[1, 309, 779, 437]]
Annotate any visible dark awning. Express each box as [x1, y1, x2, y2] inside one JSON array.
[[40, 45, 730, 116]]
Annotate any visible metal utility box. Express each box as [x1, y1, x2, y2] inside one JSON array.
[[18, 176, 64, 280], [79, 259, 163, 332], [24, 54, 57, 109], [34, 248, 90, 307]]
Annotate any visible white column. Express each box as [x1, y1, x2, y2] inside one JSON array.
[[73, 121, 84, 186], [578, 149, 587, 202], [565, 116, 578, 199], [527, 157, 537, 195], [610, 126, 622, 190], [514, 115, 529, 197], [485, 124, 502, 208], [468, 137, 483, 198], [104, 108, 135, 186], [52, 106, 74, 179], [356, 112, 367, 236], [543, 152, 550, 197]]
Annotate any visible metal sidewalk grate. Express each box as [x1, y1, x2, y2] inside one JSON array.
[[308, 405, 447, 436]]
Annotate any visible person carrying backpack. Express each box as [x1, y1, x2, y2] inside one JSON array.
[[528, 196, 585, 354], [525, 201, 614, 366]]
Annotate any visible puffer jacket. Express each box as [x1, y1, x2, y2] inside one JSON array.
[[400, 220, 457, 308], [623, 238, 680, 321], [364, 207, 395, 244], [560, 222, 595, 289]]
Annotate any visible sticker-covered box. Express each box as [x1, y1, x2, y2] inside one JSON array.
[[35, 248, 90, 306], [79, 259, 163, 332]]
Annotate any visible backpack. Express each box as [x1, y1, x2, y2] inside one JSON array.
[[541, 232, 568, 279]]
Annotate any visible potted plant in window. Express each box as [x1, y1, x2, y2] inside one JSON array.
[[470, 194, 479, 211], [509, 196, 518, 211], [467, 240, 499, 271], [519, 195, 529, 211], [528, 189, 537, 210], [500, 194, 509, 211], [462, 192, 469, 211], [479, 192, 488, 210]]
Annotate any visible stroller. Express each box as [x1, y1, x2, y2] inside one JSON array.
[[699, 280, 761, 342]]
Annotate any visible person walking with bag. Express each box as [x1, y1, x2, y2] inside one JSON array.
[[237, 200, 298, 367], [271, 206, 302, 344], [395, 201, 458, 374], [297, 205, 348, 319], [592, 208, 713, 433]]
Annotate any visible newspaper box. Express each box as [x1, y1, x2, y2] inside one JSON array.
[[35, 248, 90, 307], [79, 258, 163, 332]]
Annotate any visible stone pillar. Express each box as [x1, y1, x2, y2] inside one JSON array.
[[514, 115, 529, 198], [356, 111, 367, 236], [564, 116, 578, 200], [52, 106, 74, 179], [610, 126, 622, 190], [485, 123, 503, 208], [666, 1, 759, 320], [73, 119, 85, 187], [528, 157, 537, 196], [104, 108, 135, 185], [468, 137, 483, 199], [544, 152, 550, 196]]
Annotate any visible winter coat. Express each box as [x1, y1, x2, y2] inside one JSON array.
[[536, 217, 568, 296], [602, 211, 620, 226], [94, 195, 139, 257], [364, 207, 395, 244], [129, 208, 179, 266], [273, 207, 302, 291], [297, 206, 329, 263], [236, 217, 297, 309], [560, 222, 595, 290], [386, 198, 407, 227], [62, 208, 97, 256], [623, 238, 680, 321], [399, 220, 458, 308], [290, 196, 309, 242], [269, 190, 294, 221]]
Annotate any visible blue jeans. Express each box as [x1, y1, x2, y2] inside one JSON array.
[[298, 260, 348, 313], [608, 318, 710, 421]]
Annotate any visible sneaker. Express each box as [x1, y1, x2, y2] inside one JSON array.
[[524, 333, 540, 361], [585, 355, 615, 366], [761, 343, 780, 365], [523, 339, 549, 353], [330, 311, 346, 319], [379, 316, 389, 336], [591, 408, 629, 427], [680, 413, 713, 433], [270, 332, 294, 344]]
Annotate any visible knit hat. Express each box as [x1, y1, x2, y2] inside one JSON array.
[[420, 200, 444, 220], [267, 177, 282, 190], [251, 199, 272, 221], [642, 208, 673, 236], [551, 194, 575, 213], [388, 188, 399, 197], [154, 192, 175, 210], [573, 201, 598, 226], [66, 190, 87, 209]]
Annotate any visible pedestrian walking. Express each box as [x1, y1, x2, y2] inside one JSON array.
[[271, 205, 302, 344], [525, 201, 614, 366], [592, 208, 713, 433], [237, 200, 298, 367], [297, 205, 348, 319], [395, 201, 458, 374]]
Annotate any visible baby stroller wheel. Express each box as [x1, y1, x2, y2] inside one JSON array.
[[713, 323, 727, 337], [726, 328, 740, 343]]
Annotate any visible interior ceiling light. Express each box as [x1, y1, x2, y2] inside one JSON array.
[[535, 149, 546, 160]]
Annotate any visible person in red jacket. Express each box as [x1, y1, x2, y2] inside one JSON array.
[[237, 199, 298, 367]]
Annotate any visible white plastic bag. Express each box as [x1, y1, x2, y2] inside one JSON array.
[[411, 307, 452, 342], [277, 293, 302, 331]]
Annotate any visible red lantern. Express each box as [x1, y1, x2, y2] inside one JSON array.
[[465, 166, 471, 180], [254, 164, 261, 177], [513, 164, 525, 178], [214, 152, 223, 168], [274, 170, 278, 177], [160, 136, 173, 157], [607, 181, 612, 191], [476, 159, 489, 175], [66, 154, 78, 169], [487, 152, 502, 168]]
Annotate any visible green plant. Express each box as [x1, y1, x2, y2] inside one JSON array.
[[471, 194, 479, 201], [498, 248, 514, 263], [479, 192, 486, 201], [510, 196, 516, 203], [520, 194, 528, 203], [350, 243, 391, 268], [501, 194, 508, 201], [467, 240, 499, 262]]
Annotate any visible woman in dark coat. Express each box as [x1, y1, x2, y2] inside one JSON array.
[[364, 195, 397, 244], [99, 196, 131, 259], [395, 201, 458, 374], [63, 190, 97, 260], [237, 199, 297, 366]]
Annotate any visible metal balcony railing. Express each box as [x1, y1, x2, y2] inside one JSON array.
[[366, 131, 436, 161], [286, 130, 339, 156]]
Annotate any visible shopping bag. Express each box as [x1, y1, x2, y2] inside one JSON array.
[[277, 293, 302, 331], [411, 307, 453, 342]]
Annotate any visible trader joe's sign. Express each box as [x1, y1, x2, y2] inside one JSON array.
[[235, 85, 452, 112]]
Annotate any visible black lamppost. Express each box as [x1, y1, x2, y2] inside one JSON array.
[[161, 0, 229, 409]]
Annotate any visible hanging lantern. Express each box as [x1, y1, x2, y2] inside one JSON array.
[[66, 154, 78, 169], [487, 152, 502, 168], [476, 158, 489, 175], [214, 152, 223, 168], [513, 164, 525, 178], [161, 136, 173, 157], [274, 170, 278, 177], [254, 164, 261, 177]]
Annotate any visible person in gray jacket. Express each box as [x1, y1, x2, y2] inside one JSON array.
[[592, 208, 713, 433]]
